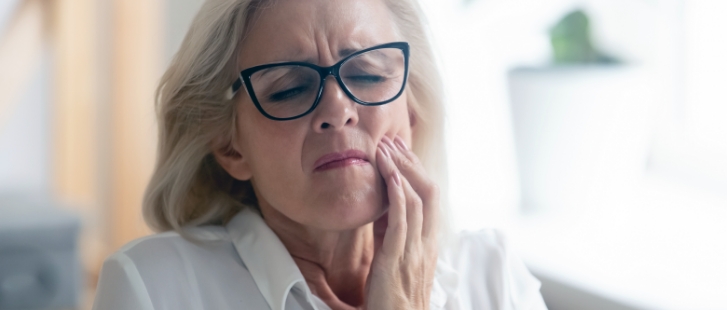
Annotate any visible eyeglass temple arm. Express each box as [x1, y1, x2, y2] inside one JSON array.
[[226, 74, 244, 100]]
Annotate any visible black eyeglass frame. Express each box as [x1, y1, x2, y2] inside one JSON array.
[[229, 41, 410, 121]]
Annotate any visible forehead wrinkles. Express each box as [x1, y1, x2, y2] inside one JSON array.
[[323, 0, 402, 41], [238, 0, 401, 66], [244, 2, 319, 45]]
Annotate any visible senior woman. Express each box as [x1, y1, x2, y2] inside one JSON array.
[[93, 0, 547, 309]]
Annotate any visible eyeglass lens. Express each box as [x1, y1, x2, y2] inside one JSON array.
[[249, 47, 406, 119]]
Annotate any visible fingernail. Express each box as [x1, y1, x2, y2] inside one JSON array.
[[394, 136, 408, 150], [393, 171, 401, 186], [383, 136, 396, 150], [379, 142, 391, 158]]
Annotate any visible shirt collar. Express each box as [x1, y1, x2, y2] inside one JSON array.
[[226, 207, 454, 310], [226, 207, 310, 310]]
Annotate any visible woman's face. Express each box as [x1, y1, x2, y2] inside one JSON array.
[[220, 0, 413, 231]]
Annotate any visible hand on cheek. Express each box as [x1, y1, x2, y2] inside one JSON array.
[[365, 135, 440, 310]]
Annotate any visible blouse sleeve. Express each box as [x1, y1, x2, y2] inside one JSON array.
[[92, 253, 155, 310], [456, 229, 548, 310], [498, 231, 548, 310]]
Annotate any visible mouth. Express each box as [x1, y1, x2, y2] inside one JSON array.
[[314, 149, 369, 172]]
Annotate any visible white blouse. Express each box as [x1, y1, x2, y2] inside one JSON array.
[[92, 207, 547, 310]]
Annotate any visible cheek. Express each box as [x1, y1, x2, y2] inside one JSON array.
[[241, 123, 309, 214], [367, 95, 412, 141], [236, 100, 305, 182], [237, 97, 302, 151]]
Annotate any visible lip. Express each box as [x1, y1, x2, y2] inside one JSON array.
[[314, 149, 369, 172]]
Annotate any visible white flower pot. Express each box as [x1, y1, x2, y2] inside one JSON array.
[[508, 66, 656, 213]]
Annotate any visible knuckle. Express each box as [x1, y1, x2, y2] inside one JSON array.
[[387, 166, 398, 177], [421, 182, 440, 201], [411, 196, 423, 210], [398, 156, 416, 170], [424, 239, 438, 253], [404, 245, 423, 260], [409, 156, 422, 167], [403, 149, 421, 164], [396, 186, 407, 199], [409, 253, 423, 267], [390, 220, 407, 234]]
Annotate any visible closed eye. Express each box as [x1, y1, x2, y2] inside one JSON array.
[[268, 85, 311, 102], [344, 75, 387, 84]]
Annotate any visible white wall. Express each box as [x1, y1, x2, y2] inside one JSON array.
[[165, 0, 205, 63], [0, 0, 19, 32], [0, 51, 50, 195]]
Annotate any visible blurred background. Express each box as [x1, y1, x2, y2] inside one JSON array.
[[0, 0, 725, 309]]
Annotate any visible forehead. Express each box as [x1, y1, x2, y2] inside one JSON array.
[[239, 0, 401, 66]]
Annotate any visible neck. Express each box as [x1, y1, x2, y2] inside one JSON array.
[[259, 203, 373, 309]]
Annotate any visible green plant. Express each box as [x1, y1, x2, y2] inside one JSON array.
[[550, 10, 617, 64]]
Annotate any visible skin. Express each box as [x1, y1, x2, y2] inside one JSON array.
[[213, 0, 439, 309]]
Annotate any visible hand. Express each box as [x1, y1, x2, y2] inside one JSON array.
[[365, 135, 440, 310]]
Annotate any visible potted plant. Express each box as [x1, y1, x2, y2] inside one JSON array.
[[508, 10, 655, 213]]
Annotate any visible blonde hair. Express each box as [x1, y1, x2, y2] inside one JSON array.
[[143, 0, 450, 241]]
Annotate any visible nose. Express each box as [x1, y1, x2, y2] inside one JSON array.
[[311, 77, 359, 132]]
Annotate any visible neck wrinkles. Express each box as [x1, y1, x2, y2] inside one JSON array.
[[259, 201, 374, 308]]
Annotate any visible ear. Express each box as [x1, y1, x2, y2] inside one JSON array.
[[406, 91, 418, 127], [408, 109, 417, 128], [212, 138, 253, 181]]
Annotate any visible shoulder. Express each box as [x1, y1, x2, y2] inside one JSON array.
[[110, 225, 233, 266], [455, 228, 509, 255], [102, 225, 247, 286], [93, 226, 264, 310], [440, 228, 511, 270], [441, 229, 548, 310]]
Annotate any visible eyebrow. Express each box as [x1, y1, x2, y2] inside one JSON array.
[[274, 46, 312, 63], [338, 40, 370, 58], [339, 48, 359, 58], [267, 44, 367, 64]]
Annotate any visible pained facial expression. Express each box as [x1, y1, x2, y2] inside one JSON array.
[[225, 0, 413, 231]]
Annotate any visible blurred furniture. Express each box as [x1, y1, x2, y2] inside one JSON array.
[[0, 194, 82, 310], [510, 173, 727, 309]]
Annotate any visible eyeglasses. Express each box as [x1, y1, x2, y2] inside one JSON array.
[[229, 42, 410, 121]]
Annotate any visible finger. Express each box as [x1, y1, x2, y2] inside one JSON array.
[[376, 143, 406, 257], [383, 136, 434, 199], [384, 135, 440, 240], [393, 135, 440, 240], [382, 140, 423, 248]]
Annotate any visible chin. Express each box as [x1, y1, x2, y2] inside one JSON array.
[[312, 190, 385, 231]]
